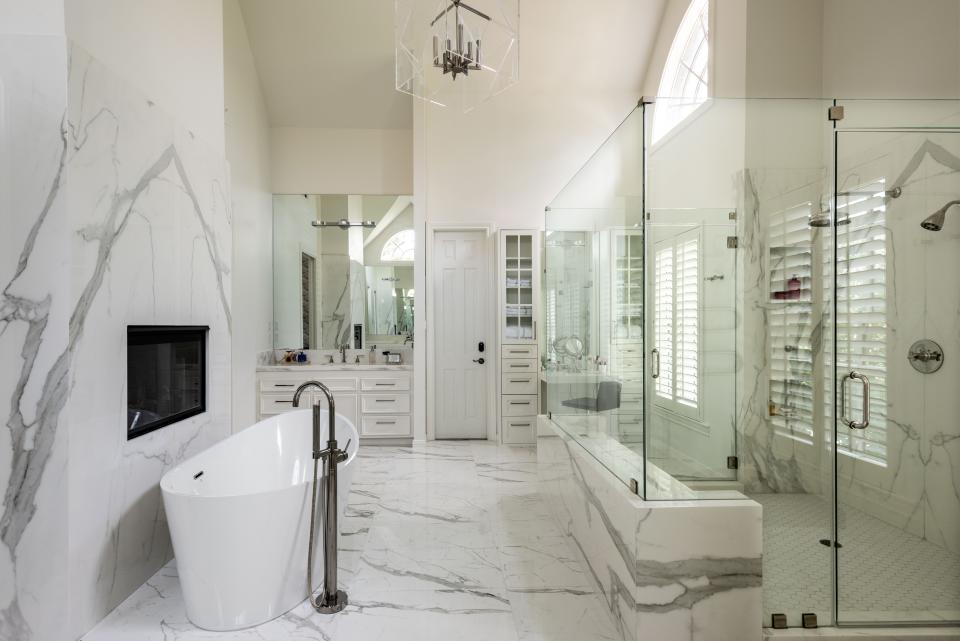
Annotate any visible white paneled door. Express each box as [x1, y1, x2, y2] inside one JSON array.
[[433, 230, 489, 439]]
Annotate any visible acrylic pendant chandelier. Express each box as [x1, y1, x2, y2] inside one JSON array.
[[395, 0, 519, 111]]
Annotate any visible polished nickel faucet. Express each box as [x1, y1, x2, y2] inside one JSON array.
[[293, 381, 349, 613], [339, 344, 347, 363]]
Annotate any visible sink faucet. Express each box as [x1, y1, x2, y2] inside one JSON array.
[[292, 380, 349, 613], [339, 345, 347, 363]]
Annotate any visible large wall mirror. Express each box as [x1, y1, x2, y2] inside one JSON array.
[[273, 194, 414, 350]]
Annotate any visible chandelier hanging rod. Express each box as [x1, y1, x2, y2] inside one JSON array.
[[430, 0, 491, 27]]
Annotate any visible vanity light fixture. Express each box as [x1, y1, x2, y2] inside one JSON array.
[[311, 219, 376, 230]]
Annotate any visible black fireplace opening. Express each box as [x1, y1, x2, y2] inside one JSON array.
[[127, 325, 208, 440]]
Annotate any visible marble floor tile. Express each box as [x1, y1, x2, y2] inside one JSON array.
[[508, 588, 622, 641], [352, 545, 505, 592], [500, 536, 594, 590], [82, 441, 621, 641], [366, 517, 497, 551]]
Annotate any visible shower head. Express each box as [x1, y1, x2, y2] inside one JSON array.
[[922, 200, 960, 232]]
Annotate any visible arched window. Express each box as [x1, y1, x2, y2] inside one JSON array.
[[380, 229, 415, 262], [652, 0, 709, 143]]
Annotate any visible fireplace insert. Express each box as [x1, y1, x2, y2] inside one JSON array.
[[127, 325, 208, 439]]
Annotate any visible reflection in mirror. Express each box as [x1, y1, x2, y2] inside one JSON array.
[[273, 194, 414, 350]]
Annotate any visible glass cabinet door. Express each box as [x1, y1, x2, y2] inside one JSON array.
[[503, 233, 536, 342], [613, 230, 643, 341]]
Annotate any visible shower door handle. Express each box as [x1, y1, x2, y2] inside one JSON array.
[[651, 348, 660, 379], [841, 371, 870, 430]]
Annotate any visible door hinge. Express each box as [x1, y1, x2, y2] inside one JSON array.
[[828, 105, 844, 122], [728, 211, 737, 220], [726, 236, 739, 249], [629, 478, 640, 495], [726, 455, 739, 470]]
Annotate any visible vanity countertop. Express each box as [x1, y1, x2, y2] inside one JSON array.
[[257, 363, 413, 373]]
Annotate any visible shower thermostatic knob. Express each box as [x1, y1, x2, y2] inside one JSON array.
[[908, 339, 944, 374]]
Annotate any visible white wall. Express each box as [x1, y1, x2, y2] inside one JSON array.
[[271, 127, 413, 195], [64, 0, 225, 151], [823, 0, 960, 98], [0, 0, 64, 34], [225, 0, 274, 432], [413, 0, 666, 441]]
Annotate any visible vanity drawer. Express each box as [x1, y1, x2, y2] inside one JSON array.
[[613, 357, 643, 371], [361, 415, 411, 437], [259, 393, 298, 415], [360, 376, 410, 392], [361, 393, 411, 414], [501, 359, 537, 374], [502, 417, 536, 444], [501, 374, 537, 395], [259, 376, 358, 393], [502, 395, 538, 417], [502, 345, 537, 359]]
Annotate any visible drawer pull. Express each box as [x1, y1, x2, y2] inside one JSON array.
[[508, 364, 529, 368], [375, 382, 396, 386], [509, 401, 531, 405], [509, 379, 530, 383], [376, 420, 396, 425], [375, 399, 396, 403], [276, 400, 293, 404], [511, 423, 531, 427], [274, 383, 295, 387], [509, 350, 527, 354]]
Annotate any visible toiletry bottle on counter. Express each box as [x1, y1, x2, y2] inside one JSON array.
[[368, 345, 376, 365]]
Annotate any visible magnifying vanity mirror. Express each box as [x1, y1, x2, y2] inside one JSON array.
[[272, 194, 414, 350]]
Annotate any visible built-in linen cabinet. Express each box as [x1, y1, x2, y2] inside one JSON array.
[[611, 229, 644, 443], [256, 369, 413, 442], [499, 230, 540, 444]]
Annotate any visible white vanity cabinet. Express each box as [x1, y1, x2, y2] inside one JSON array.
[[498, 230, 540, 444], [256, 367, 413, 442]]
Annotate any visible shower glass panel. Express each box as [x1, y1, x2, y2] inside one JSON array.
[[544, 104, 647, 492], [544, 95, 960, 628], [833, 102, 960, 626]]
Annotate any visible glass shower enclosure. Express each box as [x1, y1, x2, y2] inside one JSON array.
[[542, 97, 960, 627]]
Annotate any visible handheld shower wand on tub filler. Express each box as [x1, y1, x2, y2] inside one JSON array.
[[293, 381, 350, 613]]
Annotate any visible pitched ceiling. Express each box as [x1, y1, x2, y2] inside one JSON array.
[[238, 0, 413, 130]]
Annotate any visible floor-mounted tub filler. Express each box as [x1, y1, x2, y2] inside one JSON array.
[[160, 402, 358, 631]]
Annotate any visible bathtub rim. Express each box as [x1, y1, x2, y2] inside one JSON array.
[[160, 409, 359, 500]]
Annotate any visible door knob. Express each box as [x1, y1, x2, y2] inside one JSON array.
[[473, 358, 485, 364]]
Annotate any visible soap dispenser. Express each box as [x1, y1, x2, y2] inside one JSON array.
[[368, 345, 376, 365]]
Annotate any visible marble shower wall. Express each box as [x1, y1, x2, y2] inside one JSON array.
[[0, 42, 232, 641], [538, 418, 762, 641], [0, 34, 71, 641], [734, 116, 960, 555]]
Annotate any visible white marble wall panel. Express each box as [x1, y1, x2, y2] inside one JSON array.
[[63, 46, 233, 637], [538, 418, 762, 641], [0, 33, 71, 641]]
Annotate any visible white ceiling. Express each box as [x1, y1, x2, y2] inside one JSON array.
[[238, 0, 413, 130]]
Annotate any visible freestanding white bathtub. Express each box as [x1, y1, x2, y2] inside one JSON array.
[[160, 409, 359, 631]]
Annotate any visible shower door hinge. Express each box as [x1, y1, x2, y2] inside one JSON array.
[[726, 236, 739, 249], [828, 105, 845, 122], [629, 478, 640, 495], [726, 455, 739, 470]]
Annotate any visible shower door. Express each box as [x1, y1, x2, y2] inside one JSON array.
[[834, 126, 960, 625]]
